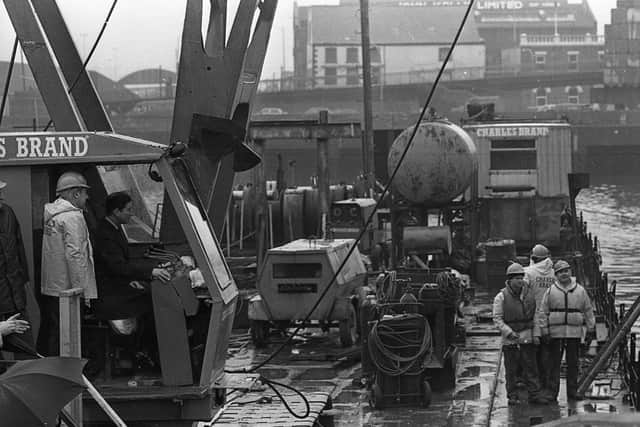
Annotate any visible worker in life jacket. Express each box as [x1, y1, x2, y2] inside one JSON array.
[[493, 262, 547, 405], [524, 243, 556, 398], [536, 260, 596, 402]]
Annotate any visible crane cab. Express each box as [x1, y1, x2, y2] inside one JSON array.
[[0, 131, 238, 424]]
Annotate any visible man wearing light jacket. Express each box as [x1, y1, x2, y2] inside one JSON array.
[[493, 262, 547, 405], [41, 171, 97, 356], [535, 260, 596, 402], [524, 244, 556, 398]]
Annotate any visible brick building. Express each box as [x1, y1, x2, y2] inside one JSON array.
[[293, 2, 486, 89]]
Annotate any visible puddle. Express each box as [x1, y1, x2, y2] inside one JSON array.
[[454, 383, 481, 400], [583, 403, 617, 413], [334, 389, 365, 403], [294, 367, 338, 380], [256, 368, 288, 379], [458, 366, 495, 378]]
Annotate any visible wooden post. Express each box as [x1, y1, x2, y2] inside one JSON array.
[[252, 138, 267, 269], [59, 287, 84, 427], [317, 111, 330, 239]]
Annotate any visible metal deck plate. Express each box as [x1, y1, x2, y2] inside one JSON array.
[[213, 391, 331, 426]]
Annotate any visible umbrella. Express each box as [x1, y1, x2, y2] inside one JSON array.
[[3, 334, 126, 427], [0, 356, 86, 426]]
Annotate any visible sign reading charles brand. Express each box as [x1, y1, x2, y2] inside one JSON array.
[[475, 126, 550, 138], [0, 135, 88, 159]]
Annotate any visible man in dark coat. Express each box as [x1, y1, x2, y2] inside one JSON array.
[[0, 179, 34, 348], [91, 192, 171, 373], [93, 192, 171, 320]]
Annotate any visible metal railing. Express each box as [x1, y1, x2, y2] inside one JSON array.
[[520, 33, 605, 46], [257, 62, 605, 93]]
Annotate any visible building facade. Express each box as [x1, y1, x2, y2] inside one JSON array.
[[293, 3, 486, 89]]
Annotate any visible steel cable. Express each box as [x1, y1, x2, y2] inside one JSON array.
[[227, 0, 476, 376], [224, 0, 476, 420], [43, 0, 119, 131], [367, 313, 432, 377]]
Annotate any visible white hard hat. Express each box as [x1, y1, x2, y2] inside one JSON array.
[[55, 172, 90, 195]]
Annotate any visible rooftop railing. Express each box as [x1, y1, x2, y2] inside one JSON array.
[[520, 33, 605, 46]]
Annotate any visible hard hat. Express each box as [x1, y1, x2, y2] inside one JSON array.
[[554, 260, 571, 273], [0, 180, 6, 189], [55, 171, 90, 195], [531, 244, 550, 258], [506, 263, 525, 276]]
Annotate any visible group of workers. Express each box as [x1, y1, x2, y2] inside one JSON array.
[[493, 244, 596, 405], [0, 171, 172, 371]]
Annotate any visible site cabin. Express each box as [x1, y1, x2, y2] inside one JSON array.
[[0, 131, 239, 425], [248, 238, 367, 347], [463, 121, 574, 253]]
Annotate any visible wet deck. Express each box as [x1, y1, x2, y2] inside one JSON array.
[[218, 291, 635, 426]]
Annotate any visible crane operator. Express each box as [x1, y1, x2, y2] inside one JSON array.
[[91, 191, 171, 370]]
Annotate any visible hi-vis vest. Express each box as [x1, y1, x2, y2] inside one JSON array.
[[502, 287, 536, 332], [547, 283, 585, 327]]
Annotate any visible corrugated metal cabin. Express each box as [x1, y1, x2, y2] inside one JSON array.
[[463, 121, 573, 251]]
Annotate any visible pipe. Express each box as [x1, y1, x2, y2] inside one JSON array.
[[82, 375, 127, 426], [410, 254, 429, 270], [577, 294, 640, 395]]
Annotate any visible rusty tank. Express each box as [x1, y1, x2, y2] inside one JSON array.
[[387, 120, 478, 206]]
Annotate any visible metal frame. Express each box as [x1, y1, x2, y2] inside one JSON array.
[[1, 0, 280, 420]]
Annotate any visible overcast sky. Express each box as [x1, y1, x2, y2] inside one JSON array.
[[0, 0, 617, 82]]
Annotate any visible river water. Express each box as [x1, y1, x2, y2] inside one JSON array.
[[576, 181, 640, 332]]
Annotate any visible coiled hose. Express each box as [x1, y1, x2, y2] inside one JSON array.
[[368, 313, 433, 377]]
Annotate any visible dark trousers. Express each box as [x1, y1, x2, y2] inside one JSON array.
[[503, 344, 542, 400], [537, 340, 553, 393], [548, 338, 580, 399], [39, 296, 60, 356]]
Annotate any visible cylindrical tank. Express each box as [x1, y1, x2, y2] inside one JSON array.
[[387, 120, 477, 206]]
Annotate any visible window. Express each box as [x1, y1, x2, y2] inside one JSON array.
[[438, 47, 449, 62], [370, 46, 381, 63], [567, 87, 579, 104], [490, 139, 537, 170], [535, 87, 547, 106], [568, 52, 579, 71], [371, 66, 381, 85], [534, 52, 546, 71], [324, 67, 337, 85], [347, 67, 359, 85], [346, 47, 359, 64], [325, 47, 337, 64], [273, 263, 322, 279]]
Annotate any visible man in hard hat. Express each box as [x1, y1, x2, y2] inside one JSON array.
[[493, 262, 547, 405], [41, 171, 97, 356], [524, 243, 556, 399], [0, 179, 35, 356], [536, 260, 596, 402]]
